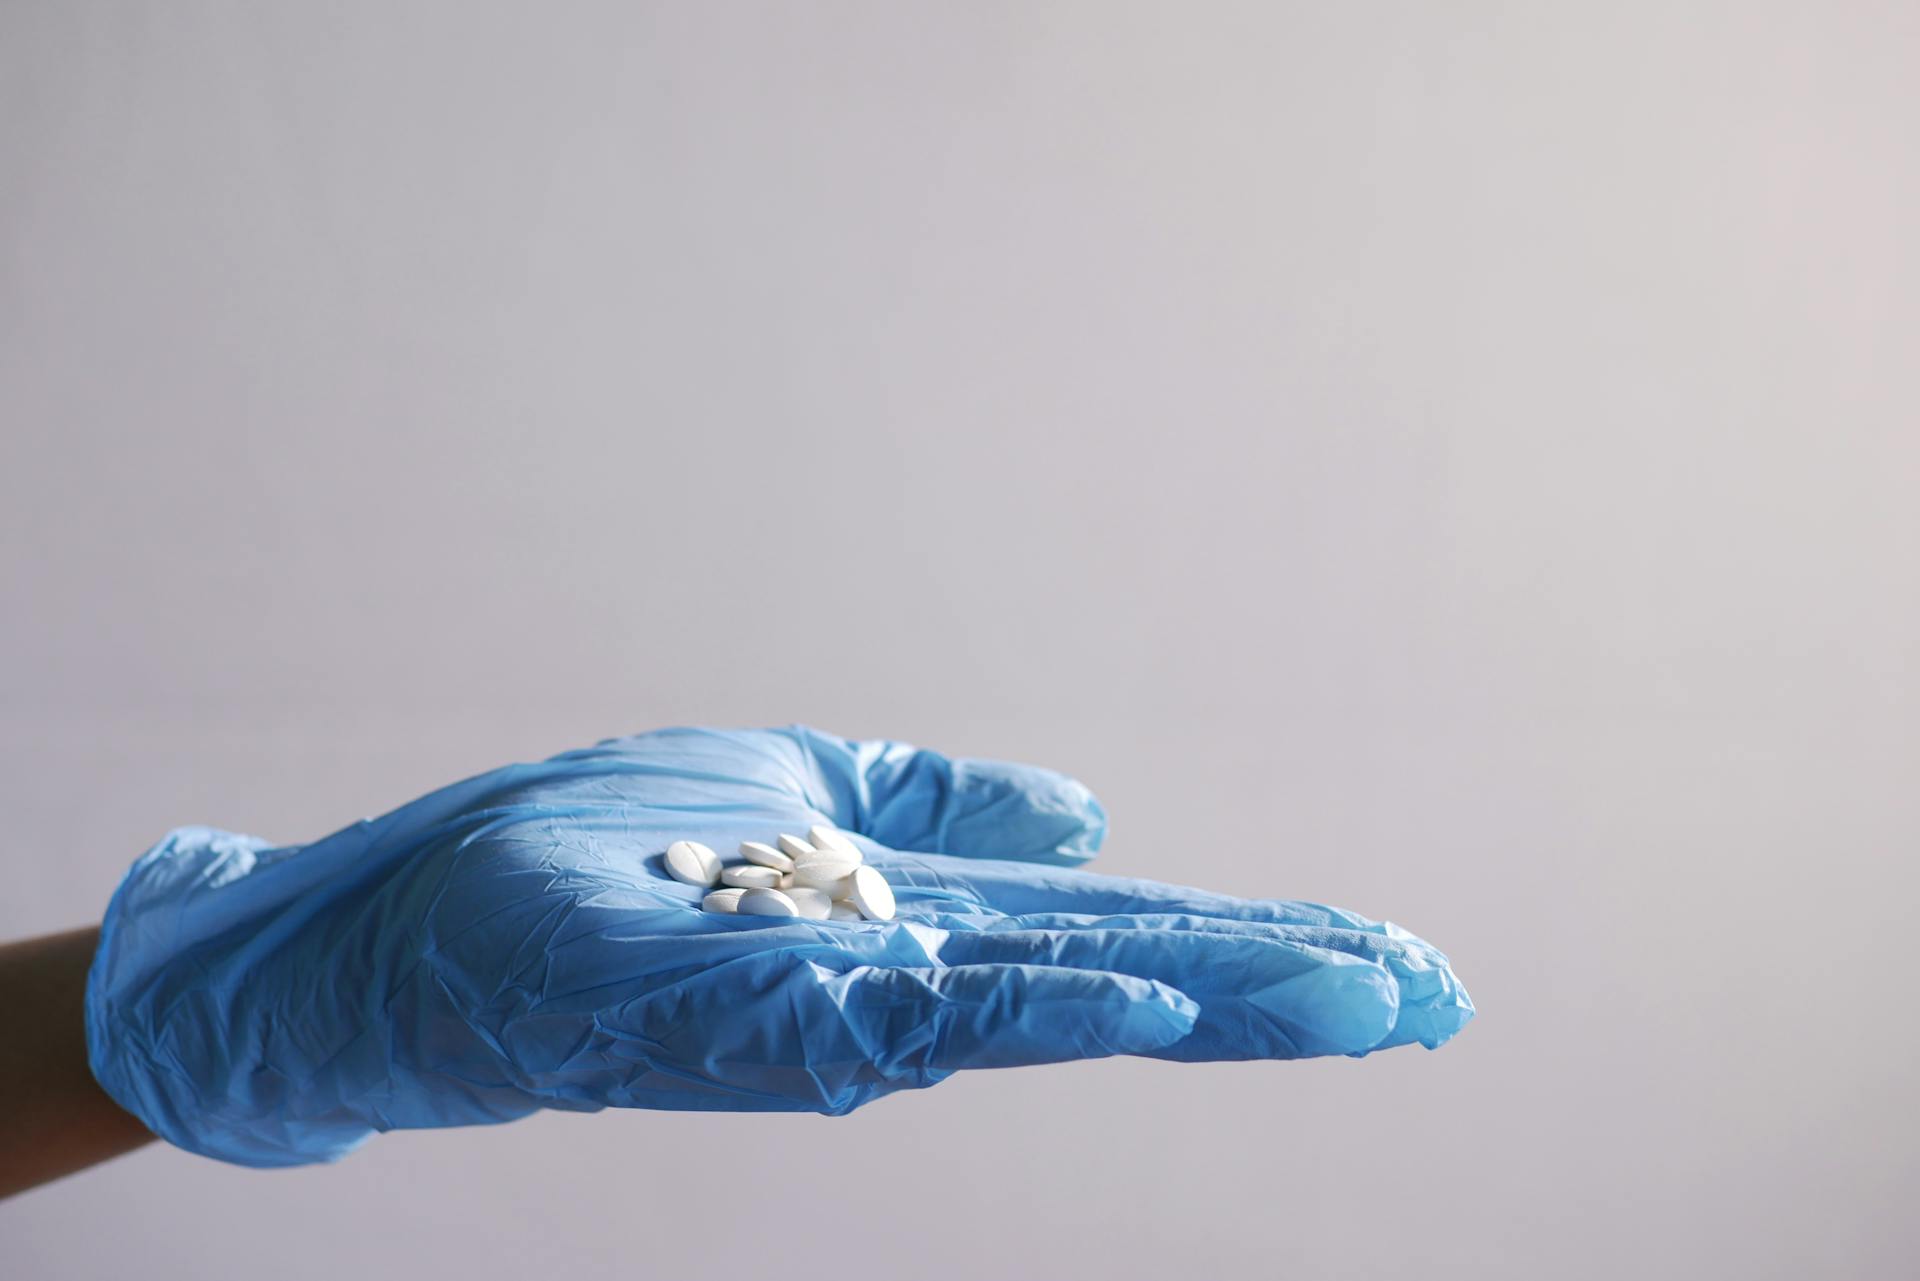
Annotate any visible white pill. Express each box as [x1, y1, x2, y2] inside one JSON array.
[[736, 887, 799, 917], [776, 833, 817, 860], [740, 841, 794, 873], [790, 857, 859, 892], [702, 888, 746, 914], [784, 886, 833, 919], [806, 826, 862, 863], [828, 901, 863, 921], [721, 864, 784, 889], [664, 840, 722, 887], [847, 866, 896, 921]]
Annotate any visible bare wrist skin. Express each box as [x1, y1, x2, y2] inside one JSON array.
[[0, 927, 155, 1199]]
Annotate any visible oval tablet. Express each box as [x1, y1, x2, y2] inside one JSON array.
[[828, 901, 863, 921], [806, 826, 862, 863], [784, 886, 833, 919], [664, 840, 722, 887], [721, 864, 784, 889], [790, 857, 859, 892], [736, 887, 799, 917], [702, 888, 746, 914], [740, 841, 794, 873], [847, 866, 896, 921], [776, 833, 817, 860]]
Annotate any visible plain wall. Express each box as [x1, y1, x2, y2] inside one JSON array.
[[3, 3, 1916, 1277]]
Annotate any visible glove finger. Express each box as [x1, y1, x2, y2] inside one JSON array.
[[779, 727, 1108, 866], [825, 962, 1198, 1076], [935, 912, 1474, 1053], [926, 924, 1405, 1059], [877, 849, 1395, 932], [872, 854, 1478, 1050]]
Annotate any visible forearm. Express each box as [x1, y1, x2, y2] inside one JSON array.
[[0, 927, 155, 1198]]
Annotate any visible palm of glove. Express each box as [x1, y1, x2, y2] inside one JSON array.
[[88, 727, 1473, 1168]]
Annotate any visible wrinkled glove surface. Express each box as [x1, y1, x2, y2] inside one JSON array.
[[87, 726, 1474, 1167]]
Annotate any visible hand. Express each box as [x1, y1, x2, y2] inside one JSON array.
[[87, 726, 1474, 1168]]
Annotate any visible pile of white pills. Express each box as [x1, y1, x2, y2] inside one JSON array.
[[663, 825, 896, 922]]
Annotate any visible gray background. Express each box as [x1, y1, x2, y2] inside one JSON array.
[[3, 3, 1915, 1277]]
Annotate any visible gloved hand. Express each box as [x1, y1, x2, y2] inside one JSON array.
[[87, 726, 1474, 1168]]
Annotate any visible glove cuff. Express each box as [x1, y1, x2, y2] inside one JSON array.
[[86, 826, 372, 1168]]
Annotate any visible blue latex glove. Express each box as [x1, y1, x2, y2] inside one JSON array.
[[87, 726, 1474, 1167]]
